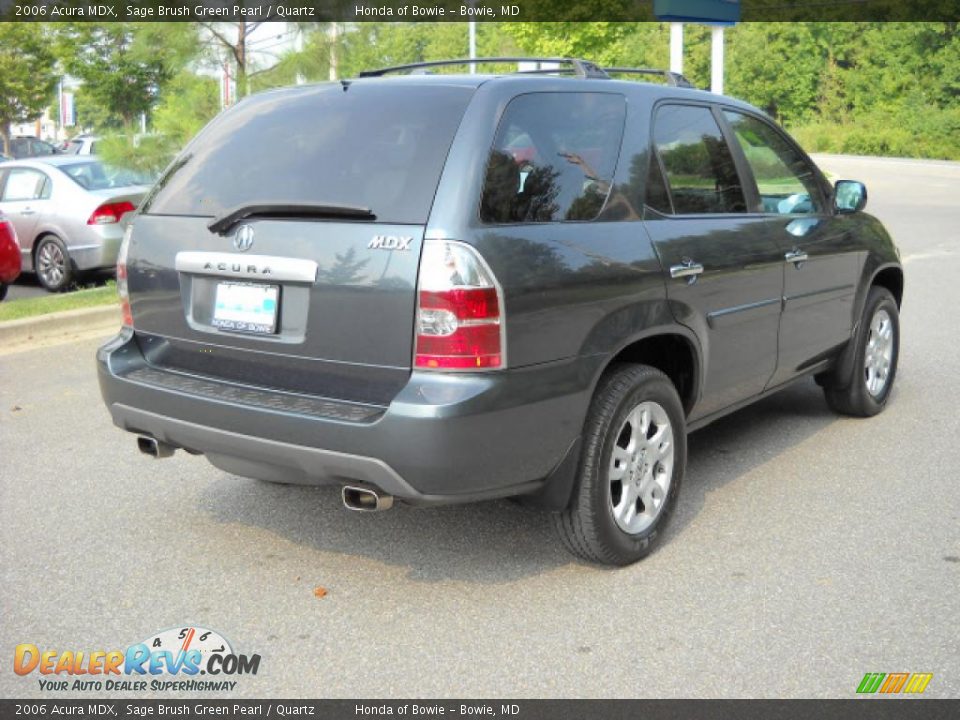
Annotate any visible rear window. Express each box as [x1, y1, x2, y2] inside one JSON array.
[[142, 83, 474, 224], [61, 161, 155, 190], [480, 92, 626, 223]]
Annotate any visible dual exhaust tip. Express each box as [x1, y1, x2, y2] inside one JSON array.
[[137, 436, 395, 512]]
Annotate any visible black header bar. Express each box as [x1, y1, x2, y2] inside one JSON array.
[[0, 0, 958, 22]]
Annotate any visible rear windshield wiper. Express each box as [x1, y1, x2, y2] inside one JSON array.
[[208, 202, 376, 235]]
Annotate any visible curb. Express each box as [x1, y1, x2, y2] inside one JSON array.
[[0, 304, 120, 348]]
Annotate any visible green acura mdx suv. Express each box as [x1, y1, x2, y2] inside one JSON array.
[[98, 58, 903, 565]]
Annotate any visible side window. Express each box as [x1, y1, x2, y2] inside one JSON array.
[[480, 92, 626, 224], [652, 104, 747, 215], [723, 110, 823, 215], [1, 169, 47, 201], [644, 154, 673, 215]]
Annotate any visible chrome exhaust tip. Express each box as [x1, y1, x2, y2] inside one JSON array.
[[137, 435, 175, 459], [342, 485, 394, 512]]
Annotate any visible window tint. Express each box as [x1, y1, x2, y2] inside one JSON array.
[[653, 105, 746, 214], [2, 169, 46, 201], [644, 154, 672, 215], [723, 110, 822, 215], [480, 93, 625, 223], [143, 83, 473, 224]]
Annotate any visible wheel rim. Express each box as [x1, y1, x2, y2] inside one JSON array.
[[864, 308, 895, 398], [38, 242, 65, 288], [608, 400, 675, 534]]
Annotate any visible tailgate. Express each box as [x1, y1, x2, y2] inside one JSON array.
[[126, 215, 422, 405]]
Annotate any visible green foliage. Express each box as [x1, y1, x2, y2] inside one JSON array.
[[790, 107, 960, 160], [98, 72, 220, 176], [337, 22, 518, 78], [55, 23, 196, 128], [0, 24, 58, 154]]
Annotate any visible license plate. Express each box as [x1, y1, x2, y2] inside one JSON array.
[[212, 282, 280, 335]]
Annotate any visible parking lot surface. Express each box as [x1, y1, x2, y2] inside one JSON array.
[[1, 155, 957, 698]]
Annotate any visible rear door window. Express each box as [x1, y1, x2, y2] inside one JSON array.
[[480, 92, 626, 223], [141, 83, 474, 225], [652, 104, 747, 215], [2, 169, 47, 201]]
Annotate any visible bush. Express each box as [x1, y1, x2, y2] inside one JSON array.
[[789, 107, 960, 160]]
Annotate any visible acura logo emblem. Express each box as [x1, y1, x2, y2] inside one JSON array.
[[233, 225, 255, 252]]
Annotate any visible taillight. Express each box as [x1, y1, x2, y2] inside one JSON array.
[[88, 201, 135, 225], [117, 225, 133, 327], [414, 239, 504, 370]]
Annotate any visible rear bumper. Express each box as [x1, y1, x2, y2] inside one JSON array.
[[97, 331, 597, 505], [70, 224, 124, 271]]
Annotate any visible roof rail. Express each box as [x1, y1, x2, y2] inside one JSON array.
[[358, 57, 610, 79], [603, 67, 696, 89]]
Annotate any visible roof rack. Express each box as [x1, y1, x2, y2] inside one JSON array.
[[603, 68, 696, 88], [358, 57, 609, 79]]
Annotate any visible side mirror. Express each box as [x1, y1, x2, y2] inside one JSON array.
[[834, 180, 867, 213]]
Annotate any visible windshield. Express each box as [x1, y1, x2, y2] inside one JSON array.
[[140, 82, 474, 224], [61, 161, 155, 190]]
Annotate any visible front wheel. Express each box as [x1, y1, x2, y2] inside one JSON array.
[[554, 364, 686, 566], [824, 286, 899, 417]]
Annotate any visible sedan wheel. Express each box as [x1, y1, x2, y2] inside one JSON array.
[[35, 236, 73, 292]]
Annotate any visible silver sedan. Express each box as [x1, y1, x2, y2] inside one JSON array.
[[0, 156, 151, 291]]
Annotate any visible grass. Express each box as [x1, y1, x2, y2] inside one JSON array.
[[0, 281, 118, 323]]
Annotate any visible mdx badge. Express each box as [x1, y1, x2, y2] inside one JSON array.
[[368, 235, 413, 251]]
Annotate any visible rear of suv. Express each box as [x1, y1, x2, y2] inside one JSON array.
[[98, 58, 903, 565]]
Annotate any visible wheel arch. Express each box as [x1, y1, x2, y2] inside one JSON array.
[[596, 327, 702, 417], [525, 326, 701, 512], [871, 264, 904, 308]]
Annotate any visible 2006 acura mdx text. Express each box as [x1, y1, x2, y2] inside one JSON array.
[[97, 58, 903, 565]]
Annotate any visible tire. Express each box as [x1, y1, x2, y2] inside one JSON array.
[[824, 286, 899, 417], [0, 283, 7, 302], [34, 235, 73, 292], [554, 364, 687, 566]]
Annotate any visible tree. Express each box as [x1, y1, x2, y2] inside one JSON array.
[[0, 25, 58, 155], [55, 23, 190, 130], [98, 71, 220, 176]]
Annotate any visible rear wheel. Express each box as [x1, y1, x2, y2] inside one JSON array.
[[0, 283, 7, 301], [824, 286, 899, 417], [554, 364, 686, 566], [35, 235, 73, 292]]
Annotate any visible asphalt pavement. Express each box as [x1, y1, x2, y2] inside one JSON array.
[[0, 155, 957, 699]]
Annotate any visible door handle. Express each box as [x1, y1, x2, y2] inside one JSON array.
[[20, 208, 35, 216], [785, 249, 808, 266], [670, 258, 704, 283]]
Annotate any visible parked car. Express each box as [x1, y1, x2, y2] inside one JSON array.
[[9, 136, 59, 159], [0, 212, 21, 301], [97, 58, 903, 565], [0, 156, 152, 291], [61, 135, 101, 156]]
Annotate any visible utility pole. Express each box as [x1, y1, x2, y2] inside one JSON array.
[[329, 23, 339, 81], [670, 22, 683, 74], [710, 25, 724, 94]]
